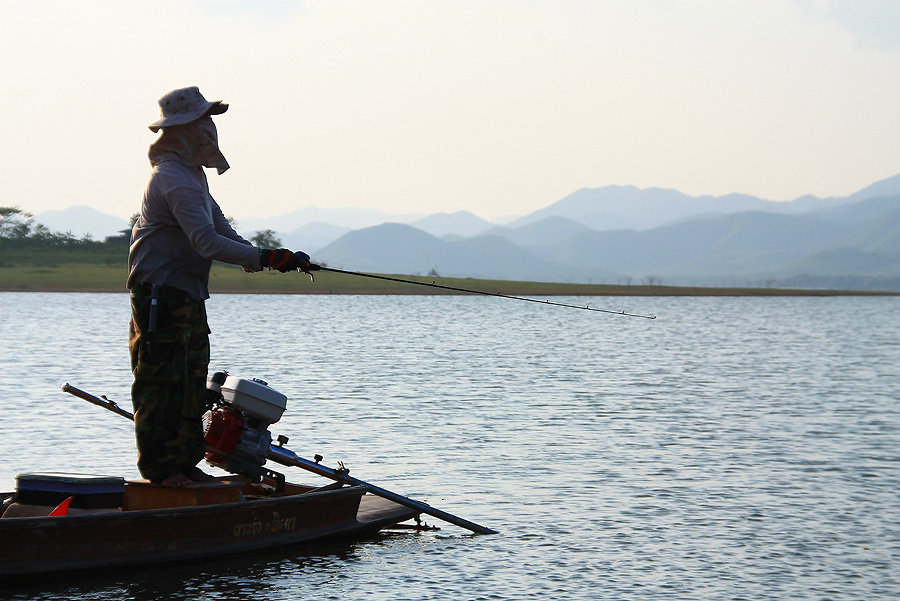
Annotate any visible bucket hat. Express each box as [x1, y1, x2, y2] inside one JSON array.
[[148, 86, 228, 132]]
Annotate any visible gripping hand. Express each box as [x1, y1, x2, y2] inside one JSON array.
[[260, 249, 312, 273]]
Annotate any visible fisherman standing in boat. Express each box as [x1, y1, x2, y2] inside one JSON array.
[[127, 86, 310, 488]]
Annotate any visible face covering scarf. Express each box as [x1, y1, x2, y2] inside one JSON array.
[[148, 115, 230, 175]]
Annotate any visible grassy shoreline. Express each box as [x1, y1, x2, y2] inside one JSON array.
[[0, 263, 895, 296]]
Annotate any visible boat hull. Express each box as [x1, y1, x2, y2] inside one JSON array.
[[0, 484, 417, 581]]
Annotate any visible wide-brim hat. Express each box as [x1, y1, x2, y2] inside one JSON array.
[[148, 86, 228, 132]]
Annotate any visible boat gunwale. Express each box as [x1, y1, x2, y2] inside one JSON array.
[[0, 483, 369, 526]]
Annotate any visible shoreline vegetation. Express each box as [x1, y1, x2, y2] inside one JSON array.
[[0, 263, 895, 296]]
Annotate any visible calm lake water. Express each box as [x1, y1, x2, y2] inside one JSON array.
[[0, 292, 897, 600]]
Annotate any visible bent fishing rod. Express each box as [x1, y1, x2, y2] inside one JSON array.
[[305, 265, 656, 319]]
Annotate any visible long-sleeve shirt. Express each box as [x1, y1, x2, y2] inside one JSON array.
[[127, 160, 261, 300]]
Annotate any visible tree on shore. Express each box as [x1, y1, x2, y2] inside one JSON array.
[[0, 205, 127, 271], [0, 207, 34, 239], [251, 229, 282, 248], [2, 206, 107, 246]]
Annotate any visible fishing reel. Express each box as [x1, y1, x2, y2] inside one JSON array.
[[202, 372, 289, 487]]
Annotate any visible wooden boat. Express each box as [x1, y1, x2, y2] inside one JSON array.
[[0, 379, 495, 583], [0, 476, 420, 582]]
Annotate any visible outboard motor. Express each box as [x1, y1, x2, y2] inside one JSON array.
[[203, 372, 289, 485], [63, 377, 498, 533]]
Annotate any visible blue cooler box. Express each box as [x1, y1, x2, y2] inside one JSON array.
[[15, 473, 125, 509]]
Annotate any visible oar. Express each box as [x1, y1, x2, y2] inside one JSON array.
[[266, 444, 498, 535]]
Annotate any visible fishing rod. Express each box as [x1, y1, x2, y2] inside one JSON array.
[[307, 265, 657, 319]]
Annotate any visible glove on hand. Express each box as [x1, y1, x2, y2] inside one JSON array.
[[260, 249, 311, 273]]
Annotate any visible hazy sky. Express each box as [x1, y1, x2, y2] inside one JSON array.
[[1, 0, 899, 222]]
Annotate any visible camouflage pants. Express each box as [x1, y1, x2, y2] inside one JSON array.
[[129, 284, 210, 483]]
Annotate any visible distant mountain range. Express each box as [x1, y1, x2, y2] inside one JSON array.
[[32, 173, 900, 290], [30, 206, 133, 240]]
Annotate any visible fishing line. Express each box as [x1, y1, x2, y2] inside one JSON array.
[[307, 265, 657, 319]]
